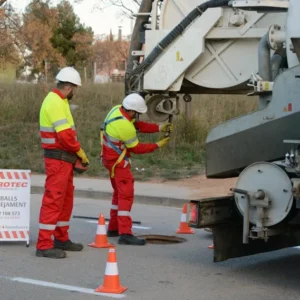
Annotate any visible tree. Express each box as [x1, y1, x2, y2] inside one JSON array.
[[51, 0, 94, 67], [114, 39, 129, 60], [21, 0, 94, 81], [93, 35, 130, 75], [22, 0, 64, 78], [0, 3, 24, 67], [0, 0, 7, 7], [93, 36, 115, 76], [75, 0, 141, 18], [73, 0, 154, 85]]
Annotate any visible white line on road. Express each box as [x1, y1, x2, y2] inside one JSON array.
[[86, 220, 152, 230], [2, 276, 126, 298]]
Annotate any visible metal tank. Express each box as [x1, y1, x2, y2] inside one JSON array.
[[205, 0, 300, 178], [126, 0, 288, 95], [126, 0, 292, 178]]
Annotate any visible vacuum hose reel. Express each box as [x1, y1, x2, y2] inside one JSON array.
[[126, 0, 230, 93], [233, 162, 294, 243]]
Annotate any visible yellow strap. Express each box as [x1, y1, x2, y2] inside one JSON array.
[[100, 131, 131, 178], [111, 148, 129, 178]]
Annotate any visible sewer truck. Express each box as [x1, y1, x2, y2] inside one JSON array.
[[125, 0, 300, 262]]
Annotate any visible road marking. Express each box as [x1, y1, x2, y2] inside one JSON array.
[[2, 276, 126, 298], [86, 220, 152, 230]]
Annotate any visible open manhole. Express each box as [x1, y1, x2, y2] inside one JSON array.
[[137, 235, 187, 244]]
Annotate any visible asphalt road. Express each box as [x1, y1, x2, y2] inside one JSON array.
[[1, 195, 300, 300]]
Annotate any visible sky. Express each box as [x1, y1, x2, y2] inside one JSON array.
[[8, 0, 134, 38]]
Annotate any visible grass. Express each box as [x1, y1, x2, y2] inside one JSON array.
[[0, 64, 16, 84], [0, 82, 257, 181]]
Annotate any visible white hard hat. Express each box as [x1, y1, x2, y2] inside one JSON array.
[[56, 67, 82, 86], [122, 93, 147, 114]]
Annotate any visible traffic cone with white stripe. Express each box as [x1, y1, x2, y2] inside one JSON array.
[[95, 247, 127, 294], [176, 203, 195, 234], [88, 213, 114, 248]]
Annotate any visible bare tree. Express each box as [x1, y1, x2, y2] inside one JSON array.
[[114, 39, 129, 60], [0, 0, 7, 7], [0, 2, 26, 66], [74, 0, 141, 18]]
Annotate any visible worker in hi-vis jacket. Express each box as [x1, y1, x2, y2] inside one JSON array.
[[100, 93, 173, 245], [37, 67, 89, 259]]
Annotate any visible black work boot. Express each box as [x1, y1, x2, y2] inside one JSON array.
[[107, 230, 119, 237], [118, 234, 146, 245], [36, 248, 66, 259], [54, 239, 83, 251]]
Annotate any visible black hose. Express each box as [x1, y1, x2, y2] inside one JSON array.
[[125, 0, 153, 95], [127, 0, 229, 91], [73, 215, 142, 225]]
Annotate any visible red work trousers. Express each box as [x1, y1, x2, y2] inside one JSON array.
[[102, 159, 134, 235], [36, 158, 74, 250]]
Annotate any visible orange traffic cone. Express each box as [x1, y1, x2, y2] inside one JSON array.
[[176, 203, 195, 234], [95, 247, 127, 294], [88, 213, 114, 248]]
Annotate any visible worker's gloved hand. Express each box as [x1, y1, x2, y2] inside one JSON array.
[[156, 137, 170, 148], [159, 123, 173, 133], [76, 148, 89, 165], [74, 159, 89, 174]]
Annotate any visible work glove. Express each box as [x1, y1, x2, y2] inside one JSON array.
[[159, 123, 173, 133], [76, 148, 89, 165], [156, 137, 170, 148]]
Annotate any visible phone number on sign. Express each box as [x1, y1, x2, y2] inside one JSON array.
[[0, 211, 21, 216]]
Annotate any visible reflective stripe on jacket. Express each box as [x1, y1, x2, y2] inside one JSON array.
[[102, 105, 139, 161], [39, 89, 80, 152]]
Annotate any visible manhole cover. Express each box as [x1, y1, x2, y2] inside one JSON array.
[[137, 235, 187, 244]]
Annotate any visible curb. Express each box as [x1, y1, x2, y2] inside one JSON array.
[[30, 186, 188, 208]]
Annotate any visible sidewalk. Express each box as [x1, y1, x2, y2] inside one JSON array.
[[30, 175, 192, 208], [30, 174, 237, 208]]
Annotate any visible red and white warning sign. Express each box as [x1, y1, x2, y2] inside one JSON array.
[[0, 169, 31, 247]]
